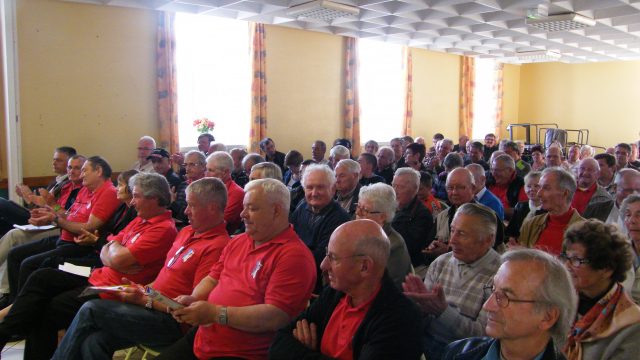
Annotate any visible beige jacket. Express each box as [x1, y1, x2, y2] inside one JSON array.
[[518, 209, 584, 248]]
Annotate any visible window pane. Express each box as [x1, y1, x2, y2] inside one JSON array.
[[472, 58, 498, 139], [175, 14, 251, 148], [358, 40, 404, 143]]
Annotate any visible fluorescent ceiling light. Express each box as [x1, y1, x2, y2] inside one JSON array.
[[516, 50, 561, 63], [287, 0, 359, 22], [526, 13, 596, 32]]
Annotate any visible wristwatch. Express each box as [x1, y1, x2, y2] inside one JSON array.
[[218, 306, 228, 325], [145, 296, 153, 309]]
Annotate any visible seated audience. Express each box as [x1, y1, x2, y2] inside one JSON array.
[[205, 151, 244, 234], [290, 165, 350, 292], [444, 249, 577, 360], [356, 184, 412, 288], [259, 137, 286, 173], [453, 134, 469, 154], [418, 171, 445, 216], [567, 144, 581, 171], [583, 168, 640, 231], [148, 148, 182, 189], [229, 147, 249, 188], [464, 141, 489, 171], [615, 142, 639, 171], [530, 145, 546, 172], [579, 144, 595, 160], [0, 173, 177, 358], [242, 152, 265, 175], [269, 220, 422, 359], [333, 138, 352, 152], [467, 163, 504, 221], [329, 145, 350, 169], [131, 136, 155, 173], [0, 146, 76, 237], [622, 195, 640, 304], [433, 152, 464, 202], [429, 133, 445, 154], [571, 158, 612, 214], [197, 133, 214, 155], [358, 152, 384, 186], [404, 142, 427, 172], [390, 137, 405, 169], [519, 168, 584, 255], [154, 179, 316, 360], [391, 168, 433, 275], [333, 159, 361, 217], [363, 139, 379, 154], [504, 140, 531, 178], [249, 162, 283, 182], [487, 154, 528, 219], [483, 133, 499, 162], [169, 150, 206, 223], [283, 150, 303, 188], [375, 146, 395, 184], [311, 140, 328, 165], [561, 220, 640, 360], [506, 171, 546, 242], [545, 146, 567, 170], [426, 139, 454, 174], [595, 153, 617, 197], [404, 203, 501, 359], [7, 156, 121, 301], [289, 159, 316, 212], [51, 177, 231, 360]]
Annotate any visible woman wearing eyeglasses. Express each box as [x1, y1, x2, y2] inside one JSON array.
[[621, 194, 640, 304], [560, 219, 640, 360]]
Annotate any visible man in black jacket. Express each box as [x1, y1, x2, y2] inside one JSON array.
[[269, 220, 423, 359], [443, 249, 576, 360]]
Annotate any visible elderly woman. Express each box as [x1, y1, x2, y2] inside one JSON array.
[[622, 194, 640, 303], [356, 183, 412, 289], [530, 145, 546, 171], [561, 219, 640, 359]]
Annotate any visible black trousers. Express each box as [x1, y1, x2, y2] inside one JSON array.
[[7, 236, 94, 299], [154, 326, 245, 360], [0, 267, 97, 360], [0, 198, 30, 238]]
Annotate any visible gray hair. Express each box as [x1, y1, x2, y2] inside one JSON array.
[[336, 159, 361, 174], [250, 162, 283, 181], [302, 164, 336, 188], [129, 172, 171, 207], [358, 183, 397, 223], [524, 171, 542, 183], [209, 142, 226, 152], [542, 167, 577, 202], [330, 145, 350, 158], [443, 152, 464, 170], [615, 168, 640, 186], [454, 203, 497, 243], [242, 153, 265, 168], [207, 151, 233, 172], [447, 167, 476, 188], [580, 145, 595, 157], [493, 154, 516, 170], [501, 249, 577, 348], [393, 167, 420, 190], [466, 163, 485, 182], [185, 150, 206, 166], [186, 177, 227, 211], [245, 178, 291, 212], [621, 194, 640, 224], [440, 139, 454, 148], [139, 136, 156, 148], [377, 146, 395, 162]]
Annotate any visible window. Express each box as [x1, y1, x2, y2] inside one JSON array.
[[472, 58, 499, 139], [357, 39, 405, 142], [175, 13, 251, 148]]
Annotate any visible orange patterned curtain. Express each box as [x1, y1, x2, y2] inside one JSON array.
[[493, 62, 504, 139], [249, 23, 267, 153], [458, 56, 475, 140], [402, 47, 413, 137], [156, 11, 179, 154], [343, 37, 360, 156]]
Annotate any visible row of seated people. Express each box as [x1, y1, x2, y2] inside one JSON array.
[[0, 132, 638, 359]]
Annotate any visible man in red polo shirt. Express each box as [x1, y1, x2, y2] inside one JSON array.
[[270, 220, 423, 359], [0, 172, 178, 359], [205, 151, 244, 234], [6, 156, 121, 300], [52, 177, 231, 359], [571, 158, 612, 214], [487, 154, 527, 220], [155, 178, 316, 360]]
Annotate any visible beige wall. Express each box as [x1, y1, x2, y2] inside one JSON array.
[[17, 0, 157, 177], [518, 61, 640, 148]]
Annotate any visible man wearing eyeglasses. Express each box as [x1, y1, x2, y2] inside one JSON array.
[[443, 249, 577, 360], [169, 150, 206, 224], [132, 136, 156, 173], [270, 220, 423, 359], [403, 203, 502, 360], [487, 154, 528, 220]]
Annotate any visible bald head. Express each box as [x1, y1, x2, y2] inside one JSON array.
[[333, 220, 390, 271], [577, 157, 600, 189]]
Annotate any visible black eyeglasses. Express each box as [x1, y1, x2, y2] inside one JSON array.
[[483, 285, 540, 308], [324, 247, 365, 264], [558, 253, 590, 268]]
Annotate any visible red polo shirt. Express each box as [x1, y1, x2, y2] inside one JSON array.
[[320, 285, 381, 360], [535, 207, 576, 256], [60, 181, 120, 242], [89, 210, 177, 291], [193, 225, 316, 360], [224, 178, 244, 234], [571, 183, 597, 214], [153, 222, 230, 299], [488, 173, 527, 210], [57, 181, 83, 208]]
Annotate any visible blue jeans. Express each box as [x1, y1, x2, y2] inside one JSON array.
[[52, 299, 184, 360]]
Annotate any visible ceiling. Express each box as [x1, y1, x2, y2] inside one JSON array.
[[61, 0, 640, 63]]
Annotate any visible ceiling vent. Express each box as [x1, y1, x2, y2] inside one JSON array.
[[516, 50, 562, 63], [286, 0, 360, 22], [526, 13, 596, 32]]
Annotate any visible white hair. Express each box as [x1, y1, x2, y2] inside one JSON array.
[[336, 159, 360, 174], [245, 178, 291, 212], [358, 183, 397, 223], [330, 145, 350, 158], [207, 151, 233, 172], [302, 164, 336, 188]]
